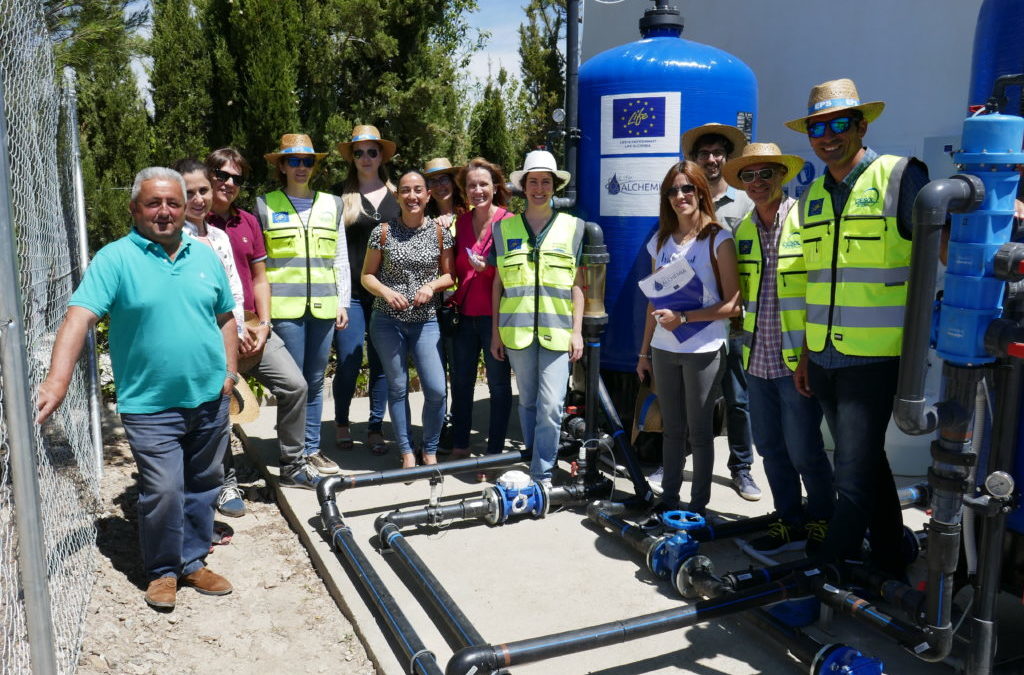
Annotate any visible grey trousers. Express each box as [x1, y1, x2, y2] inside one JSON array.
[[244, 331, 308, 468], [652, 346, 725, 512]]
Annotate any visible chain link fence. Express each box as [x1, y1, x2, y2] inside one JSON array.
[[1, 1, 103, 673]]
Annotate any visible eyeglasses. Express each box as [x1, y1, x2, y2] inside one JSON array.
[[285, 157, 316, 168], [666, 184, 696, 196], [426, 175, 452, 186], [739, 167, 779, 183], [806, 116, 855, 139], [212, 169, 243, 185], [353, 148, 379, 159], [696, 149, 726, 161]]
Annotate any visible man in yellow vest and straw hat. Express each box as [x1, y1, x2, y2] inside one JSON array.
[[787, 78, 930, 576], [724, 142, 835, 556]]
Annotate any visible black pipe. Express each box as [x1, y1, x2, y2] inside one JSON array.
[[378, 522, 487, 651], [375, 499, 493, 531], [563, 0, 579, 206], [813, 581, 931, 652], [316, 450, 529, 503], [328, 520, 444, 675], [597, 376, 654, 502], [444, 577, 801, 675], [894, 175, 984, 435], [743, 608, 821, 668]]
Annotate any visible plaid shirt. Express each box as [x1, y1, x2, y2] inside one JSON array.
[[748, 196, 796, 380]]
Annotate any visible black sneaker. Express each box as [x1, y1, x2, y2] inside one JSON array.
[[804, 520, 828, 555], [438, 415, 454, 452], [278, 462, 321, 490], [749, 520, 806, 555]]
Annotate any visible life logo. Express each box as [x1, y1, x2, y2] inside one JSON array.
[[854, 187, 880, 207], [604, 173, 660, 197]]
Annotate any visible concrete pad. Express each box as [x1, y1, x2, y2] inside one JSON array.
[[238, 383, 1021, 674]]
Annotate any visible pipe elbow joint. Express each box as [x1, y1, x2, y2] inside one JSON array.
[[893, 397, 938, 435], [916, 624, 953, 662], [445, 646, 498, 675], [316, 475, 342, 504]]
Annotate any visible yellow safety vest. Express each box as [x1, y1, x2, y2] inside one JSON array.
[[494, 213, 582, 351], [735, 204, 806, 372], [799, 155, 910, 356], [258, 190, 342, 320]]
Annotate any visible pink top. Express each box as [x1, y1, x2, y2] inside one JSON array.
[[453, 206, 513, 316]]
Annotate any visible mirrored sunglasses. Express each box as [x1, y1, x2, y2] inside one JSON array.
[[806, 116, 854, 139], [285, 157, 316, 168]]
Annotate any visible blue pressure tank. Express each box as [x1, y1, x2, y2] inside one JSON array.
[[967, 0, 1024, 537], [576, 3, 757, 372]]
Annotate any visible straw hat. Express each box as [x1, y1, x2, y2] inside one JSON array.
[[422, 157, 462, 177], [237, 312, 266, 374], [785, 78, 885, 132], [509, 150, 571, 191], [263, 133, 328, 164], [722, 142, 806, 190], [681, 123, 748, 160], [336, 125, 397, 163], [229, 378, 260, 425]]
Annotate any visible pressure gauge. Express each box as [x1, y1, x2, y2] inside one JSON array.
[[552, 108, 566, 124], [984, 471, 1015, 499]]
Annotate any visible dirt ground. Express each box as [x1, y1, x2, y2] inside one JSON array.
[[76, 434, 376, 675]]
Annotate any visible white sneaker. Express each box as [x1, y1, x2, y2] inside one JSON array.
[[647, 467, 664, 496]]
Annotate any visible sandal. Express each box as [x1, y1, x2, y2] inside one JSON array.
[[335, 425, 354, 450], [368, 431, 387, 455], [400, 453, 417, 470], [450, 447, 472, 460], [421, 453, 438, 466], [211, 522, 234, 549]]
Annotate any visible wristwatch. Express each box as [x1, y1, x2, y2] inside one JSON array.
[[678, 311, 689, 325], [226, 370, 240, 384], [257, 320, 273, 329]]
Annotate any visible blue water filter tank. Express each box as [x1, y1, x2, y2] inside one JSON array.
[[576, 5, 757, 371], [968, 0, 1024, 110]]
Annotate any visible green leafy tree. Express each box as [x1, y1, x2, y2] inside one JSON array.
[[150, 0, 213, 163], [48, 0, 152, 249], [517, 0, 565, 154], [468, 67, 521, 174]]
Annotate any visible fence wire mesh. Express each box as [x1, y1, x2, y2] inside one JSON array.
[[1, 1, 101, 673]]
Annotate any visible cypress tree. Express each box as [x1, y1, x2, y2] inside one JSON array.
[[468, 67, 520, 174], [150, 0, 212, 163]]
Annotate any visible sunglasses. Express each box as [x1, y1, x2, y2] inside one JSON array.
[[426, 174, 452, 186], [285, 157, 316, 168], [666, 184, 696, 196], [353, 148, 379, 159], [739, 167, 778, 183], [806, 116, 855, 139], [212, 168, 243, 185]]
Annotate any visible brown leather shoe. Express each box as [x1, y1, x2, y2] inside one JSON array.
[[180, 567, 233, 596], [144, 577, 177, 609]]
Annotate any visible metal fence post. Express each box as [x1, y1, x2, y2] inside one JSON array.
[[61, 66, 103, 482], [0, 69, 59, 675]]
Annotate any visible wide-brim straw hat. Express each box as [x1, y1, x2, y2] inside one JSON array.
[[336, 125, 397, 163], [509, 150, 571, 191], [263, 133, 328, 164], [785, 78, 885, 132], [681, 123, 748, 160], [237, 312, 266, 374], [422, 157, 462, 177], [722, 142, 806, 190], [229, 378, 260, 425]]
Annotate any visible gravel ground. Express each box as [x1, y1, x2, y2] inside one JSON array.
[[76, 434, 376, 675]]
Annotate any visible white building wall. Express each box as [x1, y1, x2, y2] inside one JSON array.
[[581, 0, 984, 184]]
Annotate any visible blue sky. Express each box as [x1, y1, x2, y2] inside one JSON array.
[[464, 2, 525, 86]]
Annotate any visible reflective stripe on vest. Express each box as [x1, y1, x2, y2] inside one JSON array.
[[798, 155, 910, 356], [258, 190, 342, 320], [494, 213, 581, 351], [735, 205, 807, 372]]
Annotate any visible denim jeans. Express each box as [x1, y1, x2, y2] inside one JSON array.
[[274, 313, 334, 456], [747, 373, 834, 526], [369, 312, 447, 455], [721, 335, 754, 474], [332, 297, 387, 432], [808, 358, 904, 572], [450, 315, 512, 454], [121, 396, 229, 580], [651, 347, 725, 512], [506, 342, 570, 482]]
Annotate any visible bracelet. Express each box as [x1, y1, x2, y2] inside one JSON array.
[[226, 370, 240, 384], [638, 353, 652, 359]]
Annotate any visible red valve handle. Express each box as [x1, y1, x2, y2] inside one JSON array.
[[1008, 342, 1024, 359]]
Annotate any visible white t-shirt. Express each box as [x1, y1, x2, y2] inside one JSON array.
[[645, 227, 733, 354]]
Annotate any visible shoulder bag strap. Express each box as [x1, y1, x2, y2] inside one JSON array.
[[380, 221, 389, 248], [708, 226, 723, 299]]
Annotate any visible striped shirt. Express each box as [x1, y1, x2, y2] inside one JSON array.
[[748, 197, 796, 379]]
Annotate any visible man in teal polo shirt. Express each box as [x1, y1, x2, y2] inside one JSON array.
[[37, 167, 239, 610]]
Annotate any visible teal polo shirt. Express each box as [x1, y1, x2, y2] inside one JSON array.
[[70, 229, 235, 413]]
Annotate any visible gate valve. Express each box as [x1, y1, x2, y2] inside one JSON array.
[[993, 242, 1024, 282]]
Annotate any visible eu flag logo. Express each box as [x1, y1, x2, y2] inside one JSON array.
[[613, 97, 666, 138], [808, 198, 824, 216]]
